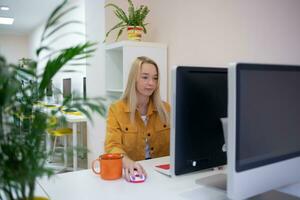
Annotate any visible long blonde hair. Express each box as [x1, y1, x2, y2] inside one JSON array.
[[122, 56, 169, 124]]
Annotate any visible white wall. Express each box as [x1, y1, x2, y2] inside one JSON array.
[[28, 0, 87, 97], [85, 0, 106, 166], [146, 0, 300, 66], [146, 0, 300, 99], [0, 34, 29, 64], [106, 0, 300, 100]]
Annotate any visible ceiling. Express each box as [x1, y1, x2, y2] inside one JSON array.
[[0, 0, 62, 35]]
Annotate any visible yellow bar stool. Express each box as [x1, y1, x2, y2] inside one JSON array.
[[47, 117, 73, 170]]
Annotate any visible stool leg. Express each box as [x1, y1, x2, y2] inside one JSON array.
[[64, 136, 68, 168], [73, 123, 77, 171], [79, 122, 83, 158], [46, 133, 51, 153], [46, 133, 52, 162], [52, 136, 57, 161]]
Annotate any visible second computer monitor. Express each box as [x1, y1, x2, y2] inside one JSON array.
[[171, 66, 227, 176], [227, 63, 300, 199], [63, 78, 72, 98]]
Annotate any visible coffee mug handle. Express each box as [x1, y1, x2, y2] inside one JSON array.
[[92, 158, 101, 175]]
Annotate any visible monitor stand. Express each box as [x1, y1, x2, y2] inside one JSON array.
[[195, 173, 227, 191], [249, 190, 300, 200], [195, 174, 299, 200]]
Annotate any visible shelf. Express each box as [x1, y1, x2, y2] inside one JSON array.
[[105, 41, 168, 101], [105, 40, 167, 50], [106, 89, 123, 93]]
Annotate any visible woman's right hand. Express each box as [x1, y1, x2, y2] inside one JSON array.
[[122, 155, 147, 182]]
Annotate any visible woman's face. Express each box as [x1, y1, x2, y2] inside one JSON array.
[[136, 63, 158, 98]]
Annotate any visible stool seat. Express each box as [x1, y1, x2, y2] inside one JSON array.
[[48, 128, 73, 136]]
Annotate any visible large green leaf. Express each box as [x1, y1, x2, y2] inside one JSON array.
[[43, 20, 83, 40], [40, 0, 68, 44], [105, 21, 125, 38], [106, 3, 129, 23], [46, 6, 77, 29]]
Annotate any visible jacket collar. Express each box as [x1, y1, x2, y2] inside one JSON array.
[[146, 99, 157, 116], [123, 99, 157, 115]]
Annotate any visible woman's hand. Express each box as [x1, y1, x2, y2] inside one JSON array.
[[122, 155, 147, 181]]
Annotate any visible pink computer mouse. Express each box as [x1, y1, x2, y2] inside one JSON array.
[[129, 171, 146, 183]]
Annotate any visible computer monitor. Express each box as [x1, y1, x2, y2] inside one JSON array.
[[83, 77, 86, 99], [227, 63, 300, 199], [63, 78, 71, 98], [170, 66, 227, 176]]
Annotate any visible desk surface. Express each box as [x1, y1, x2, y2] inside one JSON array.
[[65, 113, 87, 123], [40, 102, 87, 123], [38, 157, 300, 200]]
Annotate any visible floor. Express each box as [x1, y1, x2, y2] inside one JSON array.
[[46, 139, 88, 174], [46, 122, 88, 174]]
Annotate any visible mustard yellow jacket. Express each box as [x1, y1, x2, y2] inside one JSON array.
[[105, 99, 170, 161]]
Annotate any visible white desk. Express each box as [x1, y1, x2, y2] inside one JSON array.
[[43, 104, 87, 171], [37, 157, 226, 200], [38, 156, 300, 200]]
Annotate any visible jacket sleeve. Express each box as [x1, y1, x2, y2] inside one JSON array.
[[104, 104, 126, 154]]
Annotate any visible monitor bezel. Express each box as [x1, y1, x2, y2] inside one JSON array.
[[227, 62, 300, 200], [171, 65, 228, 176], [235, 63, 300, 172]]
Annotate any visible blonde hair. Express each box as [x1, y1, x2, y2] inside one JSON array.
[[122, 56, 169, 124]]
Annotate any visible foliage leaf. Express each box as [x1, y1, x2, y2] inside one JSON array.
[[43, 20, 83, 40]]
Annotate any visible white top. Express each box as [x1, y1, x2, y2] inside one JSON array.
[[141, 115, 148, 125], [141, 115, 151, 159]]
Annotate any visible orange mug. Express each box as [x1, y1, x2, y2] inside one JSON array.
[[92, 153, 123, 180]]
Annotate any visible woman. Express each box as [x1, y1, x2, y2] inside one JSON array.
[[105, 56, 170, 181]]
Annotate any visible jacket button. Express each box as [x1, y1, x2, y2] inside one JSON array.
[[163, 124, 167, 128], [147, 133, 151, 137], [125, 127, 128, 131]]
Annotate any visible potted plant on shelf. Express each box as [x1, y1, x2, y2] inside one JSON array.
[[0, 1, 106, 200], [105, 0, 150, 41]]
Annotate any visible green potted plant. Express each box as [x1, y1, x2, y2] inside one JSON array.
[[105, 0, 150, 41], [0, 1, 106, 199]]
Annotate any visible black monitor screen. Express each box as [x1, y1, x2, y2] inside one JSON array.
[[63, 78, 71, 98], [174, 66, 227, 175], [236, 63, 300, 172], [83, 77, 86, 99]]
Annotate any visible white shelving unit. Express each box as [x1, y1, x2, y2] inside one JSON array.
[[105, 41, 168, 100]]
